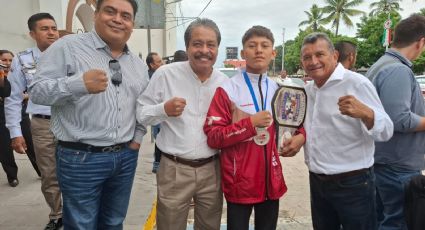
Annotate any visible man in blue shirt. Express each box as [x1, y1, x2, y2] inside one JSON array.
[[5, 13, 62, 230], [29, 0, 148, 229], [367, 14, 425, 230]]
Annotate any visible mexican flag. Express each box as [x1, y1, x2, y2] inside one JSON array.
[[382, 28, 391, 47], [382, 19, 392, 47]]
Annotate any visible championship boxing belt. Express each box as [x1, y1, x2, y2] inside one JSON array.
[[271, 80, 307, 155]]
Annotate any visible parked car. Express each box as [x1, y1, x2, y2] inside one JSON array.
[[416, 75, 425, 99], [289, 77, 305, 87]]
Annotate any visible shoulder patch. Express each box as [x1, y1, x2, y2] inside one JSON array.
[[206, 116, 222, 126]]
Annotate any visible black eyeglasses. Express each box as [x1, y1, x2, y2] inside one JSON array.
[[109, 59, 122, 86]]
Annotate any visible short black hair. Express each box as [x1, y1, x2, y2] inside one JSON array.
[[146, 52, 158, 70], [335, 41, 357, 63], [173, 50, 188, 62], [302, 32, 335, 52], [96, 0, 138, 18], [242, 25, 274, 46], [392, 14, 425, 48], [0, 50, 14, 57], [184, 18, 221, 48], [27, 13, 56, 31]]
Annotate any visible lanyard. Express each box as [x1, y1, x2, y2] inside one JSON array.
[[243, 72, 268, 112]]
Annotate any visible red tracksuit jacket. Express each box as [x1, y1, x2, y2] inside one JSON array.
[[204, 72, 289, 204]]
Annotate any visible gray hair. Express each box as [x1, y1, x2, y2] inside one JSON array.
[[302, 32, 335, 52], [184, 18, 221, 48]]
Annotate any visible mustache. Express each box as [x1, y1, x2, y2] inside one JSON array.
[[307, 65, 322, 70], [194, 53, 213, 60]]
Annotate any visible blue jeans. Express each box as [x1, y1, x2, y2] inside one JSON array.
[[152, 124, 160, 139], [375, 164, 421, 230], [56, 145, 139, 230], [309, 168, 376, 230]]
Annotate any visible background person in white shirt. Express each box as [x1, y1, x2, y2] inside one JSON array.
[[5, 13, 62, 229], [298, 32, 393, 230], [137, 18, 227, 230]]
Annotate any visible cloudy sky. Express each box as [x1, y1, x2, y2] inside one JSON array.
[[173, 0, 424, 67]]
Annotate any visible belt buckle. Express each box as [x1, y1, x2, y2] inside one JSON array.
[[101, 146, 112, 152], [101, 145, 122, 153], [112, 145, 122, 152]]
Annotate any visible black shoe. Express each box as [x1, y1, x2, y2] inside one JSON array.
[[44, 218, 63, 230], [8, 179, 19, 187]]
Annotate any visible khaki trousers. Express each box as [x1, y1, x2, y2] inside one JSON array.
[[156, 156, 223, 230], [30, 117, 62, 219]]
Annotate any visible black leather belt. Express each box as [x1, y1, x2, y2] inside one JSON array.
[[33, 114, 51, 119], [58, 140, 128, 153], [311, 167, 372, 181], [161, 152, 217, 168]]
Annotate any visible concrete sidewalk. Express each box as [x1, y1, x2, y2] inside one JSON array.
[[0, 134, 312, 230]]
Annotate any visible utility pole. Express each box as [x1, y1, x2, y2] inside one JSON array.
[[146, 0, 152, 54], [281, 28, 285, 71]]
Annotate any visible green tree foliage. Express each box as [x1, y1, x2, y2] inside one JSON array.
[[275, 28, 343, 74], [321, 0, 365, 36], [276, 3, 425, 74], [413, 54, 425, 74], [369, 0, 403, 17], [224, 63, 235, 68], [298, 4, 327, 31], [355, 12, 401, 67], [411, 8, 425, 74]]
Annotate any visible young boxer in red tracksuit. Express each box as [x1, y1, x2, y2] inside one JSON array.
[[204, 26, 305, 230]]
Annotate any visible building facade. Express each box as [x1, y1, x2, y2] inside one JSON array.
[[0, 0, 177, 59]]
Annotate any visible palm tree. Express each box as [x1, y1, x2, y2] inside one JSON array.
[[369, 0, 403, 16], [321, 0, 365, 36], [298, 4, 326, 31]]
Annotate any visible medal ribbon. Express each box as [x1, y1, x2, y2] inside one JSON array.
[[243, 72, 268, 112]]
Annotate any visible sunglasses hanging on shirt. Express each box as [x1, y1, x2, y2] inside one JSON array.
[[109, 59, 122, 86]]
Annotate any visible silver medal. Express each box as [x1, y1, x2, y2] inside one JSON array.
[[254, 127, 270, 146]]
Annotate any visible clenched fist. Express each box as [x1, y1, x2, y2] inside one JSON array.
[[250, 111, 272, 128], [338, 95, 374, 129], [280, 133, 305, 157], [83, 69, 108, 94], [164, 97, 186, 117]]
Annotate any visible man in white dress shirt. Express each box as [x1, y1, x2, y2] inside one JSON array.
[[298, 32, 394, 230], [137, 18, 226, 230]]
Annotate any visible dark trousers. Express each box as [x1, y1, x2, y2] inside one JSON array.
[[375, 164, 420, 230], [227, 199, 279, 230], [154, 144, 161, 162], [0, 114, 40, 181], [309, 168, 377, 230]]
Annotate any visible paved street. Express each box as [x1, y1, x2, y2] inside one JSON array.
[[0, 130, 313, 230]]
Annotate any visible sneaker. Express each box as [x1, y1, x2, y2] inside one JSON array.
[[152, 161, 160, 173], [8, 179, 19, 187], [44, 218, 63, 230]]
